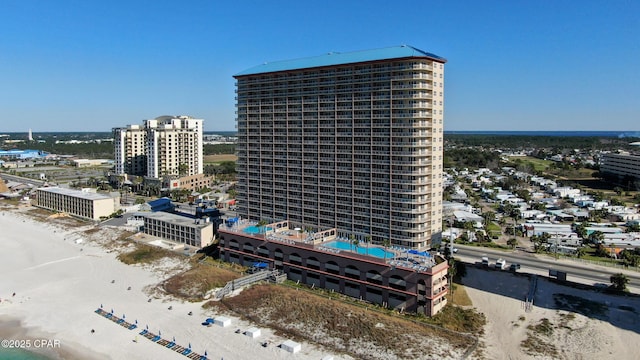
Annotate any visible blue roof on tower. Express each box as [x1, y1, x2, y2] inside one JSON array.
[[234, 45, 446, 77]]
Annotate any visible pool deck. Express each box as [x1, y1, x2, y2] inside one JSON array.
[[222, 219, 439, 270]]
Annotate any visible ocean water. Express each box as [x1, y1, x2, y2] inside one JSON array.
[[0, 348, 52, 360]]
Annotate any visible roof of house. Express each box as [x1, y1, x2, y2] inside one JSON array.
[[234, 45, 446, 77]]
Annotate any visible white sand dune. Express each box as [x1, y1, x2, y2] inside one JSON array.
[[463, 266, 640, 360], [0, 209, 350, 360]]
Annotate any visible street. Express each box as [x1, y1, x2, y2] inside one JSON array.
[[455, 244, 640, 293]]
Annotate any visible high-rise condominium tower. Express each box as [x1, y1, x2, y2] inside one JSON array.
[[113, 115, 204, 178], [234, 45, 446, 249]]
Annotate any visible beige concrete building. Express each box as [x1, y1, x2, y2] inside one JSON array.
[[234, 45, 446, 249], [35, 187, 119, 220], [113, 124, 146, 176], [145, 115, 204, 179], [172, 173, 216, 192], [141, 211, 214, 248], [113, 115, 204, 179]]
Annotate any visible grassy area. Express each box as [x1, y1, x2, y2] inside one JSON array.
[[448, 284, 472, 306], [576, 246, 621, 265], [459, 241, 510, 251], [117, 243, 180, 265], [203, 154, 237, 163], [162, 259, 242, 301], [508, 156, 552, 172], [205, 283, 481, 359], [521, 318, 558, 357]]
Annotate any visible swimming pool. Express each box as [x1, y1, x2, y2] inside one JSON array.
[[243, 225, 272, 234], [323, 240, 394, 259]]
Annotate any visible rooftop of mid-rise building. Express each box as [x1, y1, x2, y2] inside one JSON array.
[[37, 187, 115, 201], [234, 45, 447, 77]]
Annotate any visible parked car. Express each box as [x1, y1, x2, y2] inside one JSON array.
[[509, 263, 521, 272], [481, 256, 489, 267], [495, 258, 507, 270]]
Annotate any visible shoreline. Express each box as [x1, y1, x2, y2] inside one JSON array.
[[0, 207, 349, 360], [0, 315, 101, 360]]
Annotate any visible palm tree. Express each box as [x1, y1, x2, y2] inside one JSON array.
[[364, 235, 371, 255], [256, 220, 268, 235], [610, 273, 629, 292], [382, 238, 391, 262], [482, 211, 496, 227], [350, 235, 359, 253]]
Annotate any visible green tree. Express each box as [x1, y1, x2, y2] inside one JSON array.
[[507, 238, 518, 249], [178, 163, 189, 176], [588, 230, 605, 245], [382, 238, 391, 261], [481, 211, 496, 227], [610, 273, 629, 292], [256, 220, 268, 235]]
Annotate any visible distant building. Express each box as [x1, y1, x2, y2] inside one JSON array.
[[600, 151, 640, 182], [72, 159, 113, 167], [113, 115, 204, 179], [34, 187, 120, 220], [0, 149, 49, 160]]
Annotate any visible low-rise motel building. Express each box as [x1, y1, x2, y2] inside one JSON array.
[[34, 187, 120, 221], [139, 211, 215, 248], [218, 219, 449, 316]]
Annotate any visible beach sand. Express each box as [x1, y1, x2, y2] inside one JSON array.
[[463, 266, 640, 359], [5, 204, 640, 360], [0, 208, 350, 360]]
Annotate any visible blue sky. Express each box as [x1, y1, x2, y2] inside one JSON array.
[[1, 0, 638, 132]]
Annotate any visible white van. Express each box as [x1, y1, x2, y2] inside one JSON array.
[[481, 256, 489, 267], [495, 258, 507, 270]]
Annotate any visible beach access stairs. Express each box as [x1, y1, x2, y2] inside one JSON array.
[[214, 269, 284, 299], [525, 275, 538, 312]]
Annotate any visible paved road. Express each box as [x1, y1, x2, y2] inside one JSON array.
[[455, 244, 640, 293], [0, 173, 47, 187]]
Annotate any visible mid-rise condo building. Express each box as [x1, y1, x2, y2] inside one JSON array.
[[113, 115, 204, 179]]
